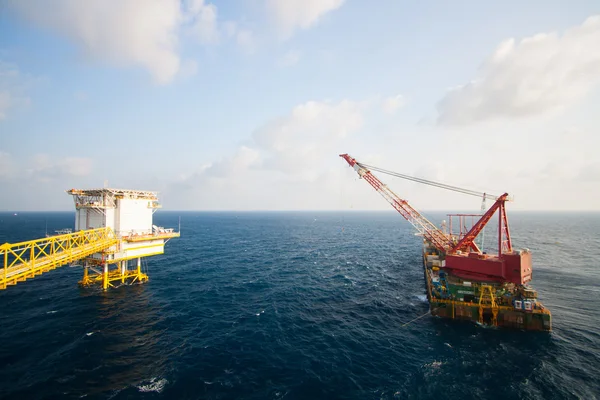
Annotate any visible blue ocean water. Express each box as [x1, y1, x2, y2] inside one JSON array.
[[0, 211, 599, 399]]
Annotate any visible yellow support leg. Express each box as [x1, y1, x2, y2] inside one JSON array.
[[3, 248, 7, 290], [30, 246, 35, 278], [102, 263, 108, 291], [121, 261, 125, 284], [136, 257, 143, 281]]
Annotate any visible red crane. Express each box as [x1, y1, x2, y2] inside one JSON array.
[[340, 154, 531, 285]]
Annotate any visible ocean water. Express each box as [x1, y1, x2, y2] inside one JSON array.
[[0, 211, 598, 400]]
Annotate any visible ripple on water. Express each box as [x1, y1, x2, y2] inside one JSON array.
[[0, 211, 599, 399]]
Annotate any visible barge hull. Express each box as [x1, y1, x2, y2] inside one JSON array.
[[422, 241, 551, 331]]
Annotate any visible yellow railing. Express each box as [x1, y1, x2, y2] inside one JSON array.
[[1, 227, 118, 290]]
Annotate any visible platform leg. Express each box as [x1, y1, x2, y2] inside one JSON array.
[[102, 262, 108, 291]]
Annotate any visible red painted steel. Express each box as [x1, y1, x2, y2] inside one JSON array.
[[340, 154, 528, 285], [445, 254, 505, 282], [450, 194, 510, 255], [500, 202, 513, 254]]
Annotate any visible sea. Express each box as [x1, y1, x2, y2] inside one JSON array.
[[0, 211, 598, 400]]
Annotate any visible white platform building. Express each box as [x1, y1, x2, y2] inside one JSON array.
[[67, 188, 179, 289]]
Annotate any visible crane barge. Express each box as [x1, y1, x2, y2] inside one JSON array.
[[340, 154, 551, 331]]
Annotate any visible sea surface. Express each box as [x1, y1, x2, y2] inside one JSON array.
[[0, 211, 599, 400]]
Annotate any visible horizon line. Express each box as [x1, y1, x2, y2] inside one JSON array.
[[2, 209, 600, 213]]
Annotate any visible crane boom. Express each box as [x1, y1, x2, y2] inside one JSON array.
[[340, 153, 528, 286], [340, 154, 516, 258], [340, 154, 451, 252]]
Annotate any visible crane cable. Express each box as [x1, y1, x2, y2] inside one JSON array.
[[357, 162, 500, 201], [401, 310, 431, 327]]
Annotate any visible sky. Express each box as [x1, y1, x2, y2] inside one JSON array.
[[0, 0, 599, 212]]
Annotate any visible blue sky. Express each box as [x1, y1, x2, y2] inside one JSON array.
[[0, 0, 599, 211]]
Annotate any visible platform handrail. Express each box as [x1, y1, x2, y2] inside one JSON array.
[[1, 227, 118, 289]]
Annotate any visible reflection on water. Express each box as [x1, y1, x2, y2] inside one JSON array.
[[1, 211, 599, 399], [76, 285, 175, 397]]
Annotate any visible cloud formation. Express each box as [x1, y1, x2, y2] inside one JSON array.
[[0, 151, 15, 178], [0, 61, 30, 120], [222, 21, 256, 53], [193, 99, 364, 182], [0, 152, 93, 183], [0, 91, 13, 120], [8, 0, 222, 84], [236, 30, 256, 54], [185, 0, 219, 44], [26, 155, 94, 182], [253, 100, 364, 178], [382, 95, 405, 114], [266, 0, 345, 38], [168, 99, 365, 209], [437, 15, 600, 125], [277, 50, 301, 67], [7, 0, 347, 83]]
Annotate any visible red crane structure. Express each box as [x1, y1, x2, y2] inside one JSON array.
[[340, 154, 531, 286]]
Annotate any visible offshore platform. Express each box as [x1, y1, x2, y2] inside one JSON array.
[[340, 154, 552, 331], [1, 188, 179, 291]]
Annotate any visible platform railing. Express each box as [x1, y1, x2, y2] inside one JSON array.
[[0, 227, 118, 289]]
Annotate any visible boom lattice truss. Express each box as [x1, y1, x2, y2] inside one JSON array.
[[340, 153, 513, 257]]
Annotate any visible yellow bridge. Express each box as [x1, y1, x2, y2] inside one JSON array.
[[1, 227, 119, 290]]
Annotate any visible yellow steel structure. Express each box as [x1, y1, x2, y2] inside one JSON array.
[[478, 284, 499, 326], [1, 187, 180, 291], [1, 227, 118, 290], [79, 230, 179, 290], [0, 227, 180, 291], [424, 263, 550, 325], [79, 258, 149, 290]]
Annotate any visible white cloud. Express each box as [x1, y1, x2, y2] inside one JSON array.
[[253, 100, 364, 178], [437, 15, 600, 125], [167, 99, 366, 209], [277, 50, 301, 67], [0, 156, 95, 210], [0, 91, 13, 120], [223, 21, 238, 38], [382, 94, 405, 114], [236, 30, 256, 54], [578, 162, 600, 182], [185, 0, 219, 44], [0, 152, 93, 184], [216, 20, 255, 53], [8, 0, 182, 84], [204, 146, 261, 178], [178, 59, 199, 79], [26, 155, 93, 182], [266, 0, 345, 38], [8, 0, 223, 84], [196, 99, 364, 181], [0, 61, 30, 120], [0, 151, 15, 179]]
